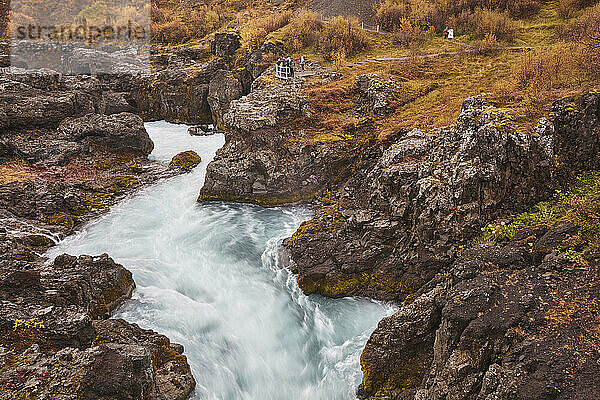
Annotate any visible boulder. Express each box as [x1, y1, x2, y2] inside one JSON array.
[[104, 91, 135, 115], [0, 70, 104, 130], [94, 319, 196, 400], [79, 343, 155, 400], [188, 125, 211, 136], [171, 150, 201, 171], [58, 113, 154, 155]]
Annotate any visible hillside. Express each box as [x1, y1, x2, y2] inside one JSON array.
[[308, 0, 377, 24]]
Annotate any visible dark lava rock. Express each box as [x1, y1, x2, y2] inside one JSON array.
[[211, 32, 241, 59], [199, 76, 355, 206], [208, 69, 244, 127], [188, 125, 211, 136], [0, 251, 196, 399], [104, 91, 135, 115], [58, 113, 154, 155], [79, 343, 155, 400], [290, 96, 555, 300], [0, 69, 104, 130], [358, 232, 600, 400], [552, 92, 600, 184], [94, 319, 196, 400]]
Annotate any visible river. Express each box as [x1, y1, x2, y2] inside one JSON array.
[[46, 121, 396, 400]]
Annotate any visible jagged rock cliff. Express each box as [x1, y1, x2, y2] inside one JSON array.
[[198, 74, 357, 206], [355, 93, 600, 399], [290, 96, 556, 300], [0, 67, 198, 399], [0, 253, 195, 400], [358, 225, 600, 400]]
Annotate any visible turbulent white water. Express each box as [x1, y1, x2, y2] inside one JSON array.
[[46, 121, 396, 400]]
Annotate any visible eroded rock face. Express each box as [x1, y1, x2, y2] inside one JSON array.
[[290, 96, 555, 300], [171, 150, 202, 171], [211, 32, 241, 59], [358, 226, 600, 400], [208, 69, 244, 127], [58, 113, 154, 155], [354, 74, 403, 116], [552, 92, 600, 184], [199, 75, 356, 206], [0, 250, 195, 399], [0, 69, 105, 130]]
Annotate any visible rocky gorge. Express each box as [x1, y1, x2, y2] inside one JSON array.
[[2, 22, 600, 400], [197, 62, 600, 399], [0, 33, 272, 399]]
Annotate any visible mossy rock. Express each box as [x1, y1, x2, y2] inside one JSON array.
[[171, 151, 202, 171], [105, 175, 139, 194]]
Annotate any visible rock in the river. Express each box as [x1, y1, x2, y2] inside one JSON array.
[[171, 150, 202, 171], [58, 113, 154, 155], [188, 125, 210, 136]]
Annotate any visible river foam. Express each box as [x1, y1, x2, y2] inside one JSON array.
[[46, 121, 396, 400]]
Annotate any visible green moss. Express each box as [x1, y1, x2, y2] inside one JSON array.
[[171, 151, 202, 170], [300, 271, 412, 298], [89, 270, 134, 319], [44, 213, 75, 230], [84, 192, 112, 210], [360, 353, 429, 396], [478, 170, 600, 256], [105, 175, 139, 194]]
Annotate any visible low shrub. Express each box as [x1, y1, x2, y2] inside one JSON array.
[[286, 9, 323, 49], [374, 0, 539, 35], [460, 8, 517, 41], [394, 18, 426, 47], [319, 16, 369, 61], [241, 10, 292, 52], [512, 44, 587, 92]]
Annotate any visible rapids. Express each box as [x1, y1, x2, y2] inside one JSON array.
[[46, 121, 396, 400]]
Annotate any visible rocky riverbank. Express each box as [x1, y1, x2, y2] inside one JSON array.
[[197, 61, 600, 399], [0, 67, 201, 398]]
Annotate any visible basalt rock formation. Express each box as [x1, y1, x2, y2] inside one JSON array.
[[358, 226, 600, 400], [290, 96, 556, 300], [198, 78, 600, 398], [0, 251, 195, 400], [198, 72, 357, 206], [353, 94, 600, 398], [0, 68, 197, 399], [58, 113, 154, 155]]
